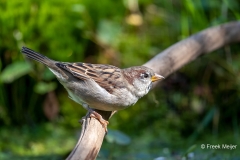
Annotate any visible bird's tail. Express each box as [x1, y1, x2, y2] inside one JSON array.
[[21, 47, 55, 67]]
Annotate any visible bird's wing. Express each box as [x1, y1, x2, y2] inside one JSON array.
[[56, 62, 124, 94]]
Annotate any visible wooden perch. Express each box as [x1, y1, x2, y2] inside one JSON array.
[[66, 21, 240, 160], [66, 110, 113, 160]]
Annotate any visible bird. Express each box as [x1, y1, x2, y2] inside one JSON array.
[[21, 47, 164, 131]]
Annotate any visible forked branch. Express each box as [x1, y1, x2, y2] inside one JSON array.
[[66, 21, 240, 160]]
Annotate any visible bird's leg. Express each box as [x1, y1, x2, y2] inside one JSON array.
[[89, 109, 109, 133]]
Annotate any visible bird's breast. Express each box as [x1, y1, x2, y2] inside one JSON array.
[[63, 80, 139, 111]]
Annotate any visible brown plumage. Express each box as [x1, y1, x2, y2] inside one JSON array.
[[21, 46, 164, 131]]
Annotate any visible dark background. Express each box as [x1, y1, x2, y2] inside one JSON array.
[[0, 0, 240, 159]]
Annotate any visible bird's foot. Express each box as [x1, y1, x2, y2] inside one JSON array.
[[90, 110, 109, 133]]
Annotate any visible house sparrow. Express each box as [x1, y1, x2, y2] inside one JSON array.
[[21, 47, 164, 131]]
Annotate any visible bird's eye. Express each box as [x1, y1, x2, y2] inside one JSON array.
[[143, 73, 149, 78]]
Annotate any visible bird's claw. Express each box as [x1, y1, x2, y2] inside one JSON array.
[[90, 111, 109, 133]]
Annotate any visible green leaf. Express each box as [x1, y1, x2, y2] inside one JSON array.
[[96, 20, 122, 45], [183, 144, 197, 158], [34, 82, 57, 94], [0, 61, 32, 83], [42, 68, 55, 81], [71, 4, 85, 13], [106, 129, 131, 145]]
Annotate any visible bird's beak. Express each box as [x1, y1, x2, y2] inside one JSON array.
[[151, 73, 165, 82]]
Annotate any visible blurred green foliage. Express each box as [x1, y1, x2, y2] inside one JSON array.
[[0, 0, 240, 159]]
